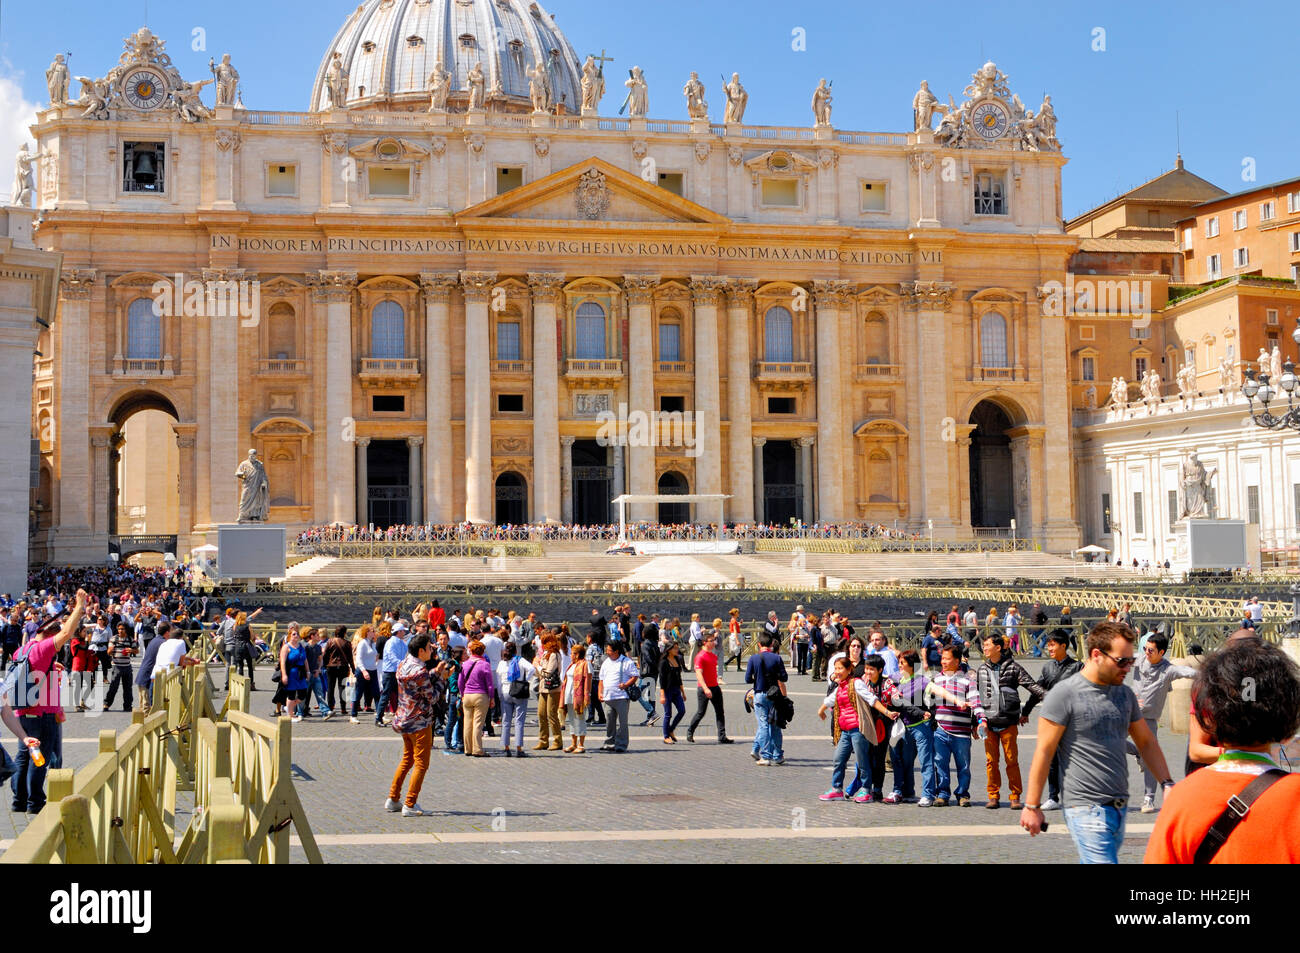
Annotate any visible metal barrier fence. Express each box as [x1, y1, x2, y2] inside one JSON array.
[[291, 540, 545, 558]]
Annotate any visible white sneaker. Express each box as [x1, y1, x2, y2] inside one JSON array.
[[291, 715, 303, 723], [1140, 797, 1157, 814], [384, 797, 401, 813], [755, 758, 771, 766], [917, 797, 934, 807], [401, 803, 427, 817], [1041, 798, 1061, 811], [350, 716, 359, 724], [322, 711, 333, 721]]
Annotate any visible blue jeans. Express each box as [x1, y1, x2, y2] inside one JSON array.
[[11, 713, 62, 811], [662, 688, 685, 739], [444, 699, 462, 750], [932, 726, 971, 799], [753, 692, 782, 761], [377, 670, 399, 721], [894, 720, 936, 799], [637, 676, 657, 717], [830, 728, 871, 792], [310, 672, 329, 713], [500, 696, 528, 749], [1063, 803, 1127, 864]]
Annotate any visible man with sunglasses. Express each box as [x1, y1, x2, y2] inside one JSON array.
[[1127, 633, 1197, 814], [1020, 621, 1174, 863]]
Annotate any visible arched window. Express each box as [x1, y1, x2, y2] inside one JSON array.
[[764, 305, 794, 362], [863, 313, 888, 364], [267, 303, 296, 359], [126, 298, 161, 359], [980, 312, 1008, 368], [575, 301, 606, 359], [371, 300, 405, 359]]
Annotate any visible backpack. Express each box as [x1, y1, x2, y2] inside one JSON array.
[[1, 642, 55, 710], [507, 657, 530, 700]]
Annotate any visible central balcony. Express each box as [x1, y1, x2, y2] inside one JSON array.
[[359, 357, 420, 383], [754, 360, 814, 392], [566, 358, 624, 387]]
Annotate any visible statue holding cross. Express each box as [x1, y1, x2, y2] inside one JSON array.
[[581, 50, 611, 113]]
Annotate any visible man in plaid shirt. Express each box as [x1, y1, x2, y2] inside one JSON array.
[[926, 645, 987, 807]]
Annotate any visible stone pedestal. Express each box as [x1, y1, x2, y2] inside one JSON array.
[[690, 117, 710, 135], [531, 112, 552, 128], [465, 108, 487, 126], [580, 107, 598, 130], [813, 124, 833, 141], [428, 108, 449, 126], [628, 117, 647, 132]]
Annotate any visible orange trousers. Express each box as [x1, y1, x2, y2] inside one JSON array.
[[389, 727, 432, 807], [984, 724, 1022, 801]]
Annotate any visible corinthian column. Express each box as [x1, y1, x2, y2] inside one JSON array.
[[407, 437, 424, 525], [725, 279, 757, 523], [461, 271, 498, 524], [53, 270, 95, 552], [690, 277, 726, 500], [623, 274, 660, 522], [561, 435, 576, 524], [311, 270, 357, 523], [203, 268, 246, 524], [902, 280, 956, 532], [420, 273, 458, 523], [529, 272, 565, 523], [355, 437, 371, 527], [813, 281, 854, 522]]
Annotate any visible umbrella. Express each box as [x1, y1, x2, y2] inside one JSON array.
[[192, 544, 218, 553], [1074, 544, 1109, 554]]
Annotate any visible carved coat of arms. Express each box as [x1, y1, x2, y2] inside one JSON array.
[[575, 168, 610, 220]]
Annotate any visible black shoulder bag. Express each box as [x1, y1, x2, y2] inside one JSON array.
[[1192, 769, 1288, 864]]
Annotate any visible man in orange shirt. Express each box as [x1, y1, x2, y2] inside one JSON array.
[[1144, 638, 1300, 863]]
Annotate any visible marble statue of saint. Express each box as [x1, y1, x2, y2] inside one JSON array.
[[1083, 384, 1097, 410], [811, 78, 832, 126], [1258, 347, 1271, 378], [467, 61, 486, 110], [235, 449, 270, 522], [46, 54, 70, 105], [934, 101, 965, 147], [721, 72, 747, 123], [526, 60, 551, 113], [1175, 361, 1193, 399], [912, 80, 943, 132], [427, 57, 451, 112], [683, 71, 707, 119], [1271, 344, 1283, 384], [1108, 375, 1127, 410], [11, 144, 35, 207], [76, 76, 110, 120], [212, 54, 239, 107], [174, 78, 213, 123], [1179, 452, 1215, 520], [1034, 94, 1057, 147], [1219, 355, 1234, 394], [325, 52, 348, 109], [624, 66, 648, 118], [580, 55, 604, 112]]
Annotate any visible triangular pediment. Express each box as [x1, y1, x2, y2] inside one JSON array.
[[458, 157, 729, 226]]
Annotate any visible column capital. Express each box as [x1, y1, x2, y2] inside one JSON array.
[[173, 422, 198, 449], [406, 436, 424, 448], [90, 433, 113, 449], [59, 268, 97, 300], [419, 272, 460, 301], [900, 280, 954, 312], [322, 131, 350, 154], [621, 274, 660, 305], [798, 435, 816, 448], [752, 436, 767, 448], [202, 267, 246, 284], [560, 435, 576, 448], [215, 129, 242, 153], [308, 270, 358, 302], [355, 436, 371, 449], [723, 278, 758, 307], [813, 279, 855, 309], [459, 271, 499, 301], [527, 272, 566, 302], [689, 275, 727, 306]]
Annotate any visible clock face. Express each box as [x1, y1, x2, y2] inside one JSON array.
[[969, 98, 1010, 141], [123, 68, 168, 110]]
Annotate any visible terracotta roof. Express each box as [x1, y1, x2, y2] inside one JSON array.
[[1076, 238, 1178, 253], [1066, 159, 1227, 229]]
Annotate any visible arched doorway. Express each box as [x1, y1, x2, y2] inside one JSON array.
[[762, 440, 801, 525], [109, 392, 180, 539], [495, 471, 527, 525], [657, 471, 689, 524], [968, 400, 1014, 528]]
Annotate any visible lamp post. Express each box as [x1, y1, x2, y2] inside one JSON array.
[[928, 518, 933, 552], [1242, 318, 1300, 431], [1010, 518, 1017, 549]]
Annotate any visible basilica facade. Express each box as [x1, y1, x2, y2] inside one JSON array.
[[30, 0, 1080, 563]]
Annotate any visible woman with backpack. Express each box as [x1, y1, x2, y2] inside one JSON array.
[[322, 625, 354, 718], [496, 640, 534, 757]]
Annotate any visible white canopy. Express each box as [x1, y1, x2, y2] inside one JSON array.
[[1075, 544, 1110, 554], [610, 493, 732, 540]]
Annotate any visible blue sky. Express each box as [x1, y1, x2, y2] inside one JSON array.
[[2, 0, 1294, 218]]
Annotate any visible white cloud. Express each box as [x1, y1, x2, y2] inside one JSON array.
[[0, 67, 42, 199]]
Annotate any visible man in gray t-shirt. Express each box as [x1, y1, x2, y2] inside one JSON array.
[[1020, 621, 1174, 864]]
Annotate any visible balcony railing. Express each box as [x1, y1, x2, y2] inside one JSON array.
[[258, 359, 306, 374], [490, 360, 532, 375], [566, 359, 624, 378], [854, 362, 901, 380], [972, 365, 1023, 381], [754, 361, 814, 378], [113, 357, 172, 377], [358, 357, 420, 376], [656, 361, 691, 374]]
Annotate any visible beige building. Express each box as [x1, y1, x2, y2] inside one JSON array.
[[31, 2, 1083, 564]]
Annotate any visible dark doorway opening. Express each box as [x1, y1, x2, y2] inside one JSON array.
[[763, 440, 802, 526], [969, 401, 1014, 528], [657, 471, 690, 524], [572, 439, 611, 524], [495, 471, 528, 525], [366, 439, 410, 527]]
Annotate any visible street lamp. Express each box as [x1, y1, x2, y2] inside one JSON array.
[[1242, 318, 1300, 431]]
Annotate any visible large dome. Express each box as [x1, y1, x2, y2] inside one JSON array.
[[310, 0, 586, 112]]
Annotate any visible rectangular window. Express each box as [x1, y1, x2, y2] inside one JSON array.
[[1207, 254, 1221, 279], [1290, 232, 1300, 252], [1182, 227, 1193, 249], [122, 141, 166, 194], [1130, 326, 1151, 339], [974, 172, 1006, 215], [1234, 247, 1250, 268], [1261, 201, 1275, 221], [767, 396, 796, 414], [760, 178, 799, 206], [1132, 491, 1144, 536], [368, 166, 411, 196], [657, 172, 684, 196], [1233, 210, 1248, 230], [1135, 356, 1148, 379], [575, 310, 606, 359], [1101, 493, 1111, 534], [496, 167, 524, 194], [1205, 216, 1220, 238], [1082, 356, 1095, 381], [267, 164, 297, 196], [1290, 191, 1300, 214], [860, 180, 888, 212], [496, 321, 521, 361], [659, 395, 685, 413], [371, 394, 405, 413], [658, 323, 681, 362], [1168, 489, 1179, 531], [1267, 308, 1280, 326], [496, 393, 524, 413], [1293, 265, 1300, 282], [1247, 485, 1261, 525]]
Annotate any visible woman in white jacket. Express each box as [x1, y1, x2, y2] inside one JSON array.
[[349, 624, 379, 724], [496, 641, 534, 757]]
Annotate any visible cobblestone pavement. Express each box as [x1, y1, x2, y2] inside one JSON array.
[[2, 660, 1188, 863]]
